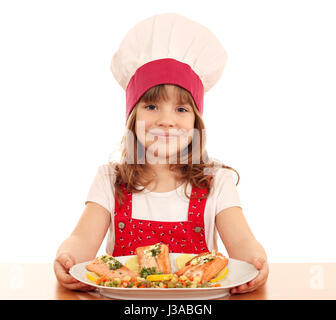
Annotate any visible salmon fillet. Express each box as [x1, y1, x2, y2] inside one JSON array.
[[135, 243, 171, 274], [86, 255, 138, 280], [174, 250, 228, 283]]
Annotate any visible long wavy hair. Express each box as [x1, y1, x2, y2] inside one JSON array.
[[109, 84, 240, 205]]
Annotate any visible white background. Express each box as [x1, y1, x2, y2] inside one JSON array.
[[1, 0, 335, 263]]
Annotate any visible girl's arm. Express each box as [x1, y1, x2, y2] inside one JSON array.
[[56, 202, 111, 262], [54, 202, 111, 291], [215, 206, 269, 294]]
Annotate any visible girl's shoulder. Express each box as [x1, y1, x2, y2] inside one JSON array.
[[209, 159, 239, 188], [95, 161, 119, 182]]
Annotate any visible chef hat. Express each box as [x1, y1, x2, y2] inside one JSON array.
[[110, 12, 228, 121]]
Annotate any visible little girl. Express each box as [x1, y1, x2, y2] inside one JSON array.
[[54, 13, 268, 295]]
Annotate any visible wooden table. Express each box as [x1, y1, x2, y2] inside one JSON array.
[[1, 263, 335, 300]]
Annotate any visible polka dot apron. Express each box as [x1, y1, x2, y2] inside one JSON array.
[[112, 183, 210, 256]]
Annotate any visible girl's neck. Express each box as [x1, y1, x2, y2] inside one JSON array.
[[146, 163, 171, 177], [143, 163, 184, 193]]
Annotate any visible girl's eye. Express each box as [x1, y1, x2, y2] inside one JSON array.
[[144, 104, 157, 111], [177, 107, 188, 112], [144, 104, 189, 112]]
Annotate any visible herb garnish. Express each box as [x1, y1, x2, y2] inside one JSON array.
[[144, 243, 162, 257], [140, 267, 163, 278], [98, 255, 123, 270], [108, 260, 122, 270], [150, 247, 161, 257]]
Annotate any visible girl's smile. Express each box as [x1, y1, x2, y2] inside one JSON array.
[[147, 128, 186, 139]]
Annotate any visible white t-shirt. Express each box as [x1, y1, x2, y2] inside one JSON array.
[[85, 163, 242, 254]]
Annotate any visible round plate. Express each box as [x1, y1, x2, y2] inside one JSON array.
[[69, 253, 258, 300]]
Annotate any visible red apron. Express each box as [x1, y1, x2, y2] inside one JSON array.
[[112, 183, 210, 256]]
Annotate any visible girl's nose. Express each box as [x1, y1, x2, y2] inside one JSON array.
[[155, 111, 176, 127]]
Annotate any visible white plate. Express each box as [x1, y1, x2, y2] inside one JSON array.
[[69, 253, 259, 300]]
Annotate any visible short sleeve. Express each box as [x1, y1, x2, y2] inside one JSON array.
[[85, 164, 116, 214], [214, 168, 242, 215]]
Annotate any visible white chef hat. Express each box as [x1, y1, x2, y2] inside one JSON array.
[[110, 12, 228, 121]]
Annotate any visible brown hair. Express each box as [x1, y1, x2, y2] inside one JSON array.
[[109, 84, 240, 205]]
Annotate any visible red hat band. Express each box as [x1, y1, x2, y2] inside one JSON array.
[[125, 58, 204, 121]]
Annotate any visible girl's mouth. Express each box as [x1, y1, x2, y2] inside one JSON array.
[[147, 129, 185, 139]]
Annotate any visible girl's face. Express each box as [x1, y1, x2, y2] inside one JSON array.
[[135, 85, 196, 163]]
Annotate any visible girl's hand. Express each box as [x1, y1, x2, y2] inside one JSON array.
[[54, 252, 95, 291], [230, 257, 269, 295]]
